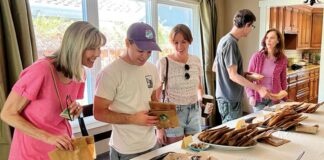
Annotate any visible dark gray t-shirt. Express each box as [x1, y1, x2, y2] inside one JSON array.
[[214, 33, 244, 102]]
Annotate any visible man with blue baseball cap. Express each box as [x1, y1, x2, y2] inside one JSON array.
[[94, 22, 161, 160]]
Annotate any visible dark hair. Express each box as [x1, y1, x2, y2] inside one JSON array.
[[233, 9, 256, 28], [169, 24, 193, 44], [261, 28, 285, 59]]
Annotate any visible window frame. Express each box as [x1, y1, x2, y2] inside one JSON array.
[[86, 0, 201, 104], [32, 0, 201, 104]]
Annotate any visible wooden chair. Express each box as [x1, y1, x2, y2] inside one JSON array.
[[78, 104, 112, 142]]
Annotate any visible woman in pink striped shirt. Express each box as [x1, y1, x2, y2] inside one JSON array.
[[246, 29, 288, 112]]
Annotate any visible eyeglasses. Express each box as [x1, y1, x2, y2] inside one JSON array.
[[184, 64, 190, 80], [66, 95, 74, 121]]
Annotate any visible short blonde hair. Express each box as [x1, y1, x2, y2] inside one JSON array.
[[169, 24, 193, 44], [48, 21, 106, 81]]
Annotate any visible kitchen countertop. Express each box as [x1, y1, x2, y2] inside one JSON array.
[[132, 103, 324, 160], [287, 64, 320, 75]]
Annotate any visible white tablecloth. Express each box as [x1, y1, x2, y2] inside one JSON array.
[[132, 106, 324, 160]]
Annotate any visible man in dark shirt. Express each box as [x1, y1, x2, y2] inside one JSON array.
[[213, 9, 270, 123]]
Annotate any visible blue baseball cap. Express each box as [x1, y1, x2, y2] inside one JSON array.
[[127, 22, 161, 51]]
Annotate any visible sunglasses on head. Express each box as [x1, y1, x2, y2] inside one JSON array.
[[184, 64, 190, 80]]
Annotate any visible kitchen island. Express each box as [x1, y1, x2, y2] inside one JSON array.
[[132, 104, 324, 160]]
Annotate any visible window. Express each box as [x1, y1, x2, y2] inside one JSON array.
[[29, 0, 201, 105], [29, 0, 83, 58], [157, 2, 201, 59], [98, 0, 147, 67], [29, 0, 90, 104]]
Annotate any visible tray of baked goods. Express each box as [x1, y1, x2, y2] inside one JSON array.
[[247, 106, 309, 131], [247, 106, 320, 134], [197, 122, 289, 150], [264, 101, 324, 113]]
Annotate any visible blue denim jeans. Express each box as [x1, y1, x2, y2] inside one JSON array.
[[165, 103, 201, 137], [109, 143, 159, 160], [217, 98, 242, 123], [254, 99, 272, 112]]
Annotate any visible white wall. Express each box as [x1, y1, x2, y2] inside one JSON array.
[[319, 17, 324, 102]]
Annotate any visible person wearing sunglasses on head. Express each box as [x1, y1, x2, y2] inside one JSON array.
[[212, 9, 270, 124], [0, 21, 106, 160], [156, 24, 211, 145]]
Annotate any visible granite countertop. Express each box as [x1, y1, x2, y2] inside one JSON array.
[[287, 64, 320, 75]]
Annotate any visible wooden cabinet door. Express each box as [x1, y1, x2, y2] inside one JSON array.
[[311, 10, 323, 49], [296, 91, 310, 102], [270, 7, 278, 29], [297, 10, 304, 48], [300, 11, 312, 48], [297, 79, 310, 102], [314, 75, 319, 101], [288, 83, 297, 101], [284, 7, 293, 33], [305, 12, 312, 48], [292, 8, 299, 32], [309, 77, 315, 102], [269, 7, 284, 33]]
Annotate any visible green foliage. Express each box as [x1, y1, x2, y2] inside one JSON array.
[[32, 15, 75, 56], [157, 22, 172, 57], [33, 16, 74, 38]]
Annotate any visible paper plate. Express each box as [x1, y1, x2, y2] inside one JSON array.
[[202, 141, 257, 151]]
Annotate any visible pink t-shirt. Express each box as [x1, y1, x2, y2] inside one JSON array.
[[9, 59, 85, 160], [260, 58, 276, 90]]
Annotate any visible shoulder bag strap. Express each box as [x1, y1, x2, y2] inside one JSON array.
[[162, 57, 169, 102], [45, 61, 73, 135], [45, 61, 64, 111]]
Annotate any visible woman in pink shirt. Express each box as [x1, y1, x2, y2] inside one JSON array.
[[246, 29, 288, 112], [0, 21, 106, 160]]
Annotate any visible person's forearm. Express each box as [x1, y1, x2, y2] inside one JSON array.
[[1, 92, 53, 143], [197, 85, 204, 101], [151, 90, 159, 102], [94, 108, 134, 124], [1, 112, 52, 142], [230, 73, 260, 91]]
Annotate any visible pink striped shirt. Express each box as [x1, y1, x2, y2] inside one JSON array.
[[246, 50, 288, 104]]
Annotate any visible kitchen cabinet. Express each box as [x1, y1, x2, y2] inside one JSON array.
[[269, 7, 297, 33], [311, 8, 323, 49], [297, 8, 312, 49], [309, 70, 315, 102], [269, 6, 322, 49], [287, 67, 320, 103], [287, 74, 297, 101], [269, 7, 284, 33], [296, 71, 310, 102], [312, 68, 320, 102], [284, 7, 298, 33]]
